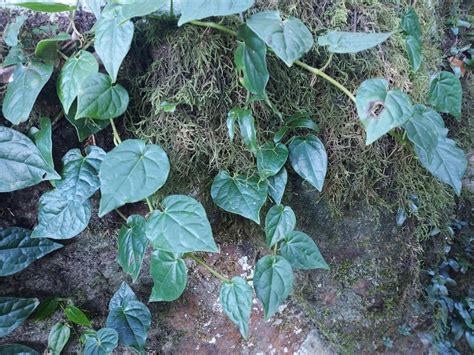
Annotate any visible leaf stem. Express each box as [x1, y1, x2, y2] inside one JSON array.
[[109, 119, 122, 146], [145, 197, 154, 213], [186, 254, 230, 283], [189, 20, 237, 36], [115, 209, 128, 222]]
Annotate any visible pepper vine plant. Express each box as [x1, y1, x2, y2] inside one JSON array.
[[0, 0, 468, 352]]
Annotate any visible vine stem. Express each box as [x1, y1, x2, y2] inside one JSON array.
[[109, 119, 122, 146], [145, 197, 154, 213], [115, 209, 128, 222], [186, 254, 230, 283]]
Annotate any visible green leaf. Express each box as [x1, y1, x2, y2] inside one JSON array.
[[32, 297, 60, 321], [178, 0, 254, 26], [288, 135, 327, 191], [65, 101, 110, 142], [106, 282, 151, 353], [267, 167, 287, 205], [0, 227, 62, 277], [256, 142, 288, 179], [220, 276, 252, 339], [4, 47, 26, 67], [253, 256, 293, 320], [227, 108, 258, 153], [108, 0, 170, 20], [396, 207, 406, 227], [0, 297, 39, 337], [35, 33, 71, 63], [405, 35, 422, 72], [317, 31, 392, 53], [12, 2, 77, 12], [211, 171, 268, 224], [84, 0, 104, 19], [76, 73, 129, 120], [99, 139, 170, 217], [58, 50, 99, 113], [428, 71, 462, 120], [29, 116, 54, 169], [48, 323, 70, 355], [265, 205, 296, 248], [117, 215, 148, 282], [0, 344, 39, 355], [149, 250, 187, 302], [84, 328, 118, 355], [274, 113, 319, 143], [235, 24, 269, 98], [94, 15, 134, 82], [0, 126, 60, 192], [146, 195, 217, 253], [356, 78, 414, 144], [160, 101, 177, 113], [247, 10, 313, 67], [401, 7, 422, 40], [2, 61, 53, 124], [4, 15, 27, 47], [280, 231, 329, 270], [64, 305, 92, 327]]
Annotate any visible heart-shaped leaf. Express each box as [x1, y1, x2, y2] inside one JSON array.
[[29, 117, 54, 170], [0, 344, 39, 355], [280, 231, 329, 270], [401, 7, 422, 40], [317, 31, 392, 53], [99, 139, 170, 217], [47, 323, 70, 355], [178, 0, 254, 26], [405, 35, 422, 72], [65, 101, 110, 142], [265, 205, 296, 248], [149, 250, 187, 302], [211, 171, 268, 224], [247, 10, 313, 67], [0, 297, 39, 337], [84, 328, 118, 355], [11, 2, 76, 12], [428, 71, 462, 120], [256, 142, 288, 179], [267, 167, 287, 205], [4, 15, 27, 47], [35, 33, 71, 63]]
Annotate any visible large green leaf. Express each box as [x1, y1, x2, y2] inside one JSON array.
[[227, 108, 257, 153], [4, 46, 26, 67], [99, 139, 170, 217], [117, 215, 148, 282], [149, 250, 187, 302], [58, 50, 99, 113], [235, 25, 269, 98], [356, 78, 414, 144], [178, 0, 254, 26], [29, 117, 54, 170], [32, 297, 60, 321], [146, 195, 217, 253], [0, 126, 60, 192], [401, 7, 422, 40], [76, 73, 129, 120], [211, 171, 268, 224], [220, 276, 252, 339], [65, 101, 110, 142], [288, 135, 327, 191], [4, 15, 27, 47], [94, 14, 134, 82], [47, 323, 70, 355], [428, 71, 462, 120], [253, 256, 293, 320], [106, 282, 151, 353], [317, 31, 392, 53], [267, 167, 287, 205], [280, 231, 329, 270], [247, 10, 313, 67], [64, 305, 92, 327], [0, 227, 62, 277], [265, 205, 296, 248], [84, 328, 118, 355], [405, 35, 422, 72], [256, 142, 288, 179], [0, 344, 39, 355], [84, 0, 104, 19], [106, 0, 169, 20], [0, 297, 39, 337], [35, 33, 71, 63], [2, 61, 53, 124], [12, 2, 76, 12]]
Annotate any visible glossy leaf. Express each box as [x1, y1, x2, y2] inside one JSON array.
[[253, 256, 293, 320], [405, 35, 422, 72], [247, 10, 313, 67], [12, 2, 76, 12], [84, 328, 118, 355], [0, 297, 39, 337], [149, 250, 187, 302], [267, 167, 287, 205], [76, 73, 129, 120], [211, 171, 268, 224], [48, 323, 70, 355], [99, 139, 170, 217], [317, 31, 392, 53], [288, 135, 327, 191], [280, 231, 329, 270], [64, 305, 91, 327], [428, 71, 462, 120], [401, 7, 422, 40], [265, 205, 296, 248], [4, 15, 27, 47], [65, 101, 110, 142], [109, 0, 170, 20], [178, 0, 254, 26], [0, 344, 39, 355], [356, 78, 414, 144], [4, 47, 26, 67], [220, 276, 252, 339], [396, 207, 406, 227], [58, 50, 99, 113], [35, 33, 70, 63], [0, 227, 62, 277], [256, 142, 288, 179], [2, 61, 53, 124], [227, 108, 257, 153], [0, 126, 60, 192], [146, 195, 217, 253], [29, 116, 54, 169], [106, 282, 151, 353], [32, 297, 60, 321], [85, 0, 104, 19]]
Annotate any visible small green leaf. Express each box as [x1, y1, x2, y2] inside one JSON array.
[[4, 15, 27, 47], [265, 205, 296, 248], [0, 297, 39, 337], [280, 231, 329, 270], [267, 167, 287, 205], [220, 276, 252, 339], [256, 142, 288, 179], [253, 256, 293, 320], [288, 135, 327, 191], [2, 61, 53, 124], [32, 297, 60, 321], [428, 71, 462, 120], [4, 46, 26, 67], [48, 323, 70, 355], [149, 250, 187, 302], [65, 101, 110, 142], [12, 2, 77, 12], [117, 215, 148, 282], [227, 108, 258, 153], [356, 78, 414, 144], [401, 7, 422, 40], [247, 10, 313, 67], [178, 0, 254, 26], [0, 227, 62, 277], [160, 101, 178, 112], [396, 207, 406, 227], [99, 139, 170, 217], [211, 171, 268, 224], [29, 116, 54, 170], [405, 35, 422, 72], [317, 31, 392, 53], [146, 195, 217, 253], [64, 305, 92, 327], [0, 344, 39, 355], [35, 33, 71, 63], [84, 328, 118, 355]]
